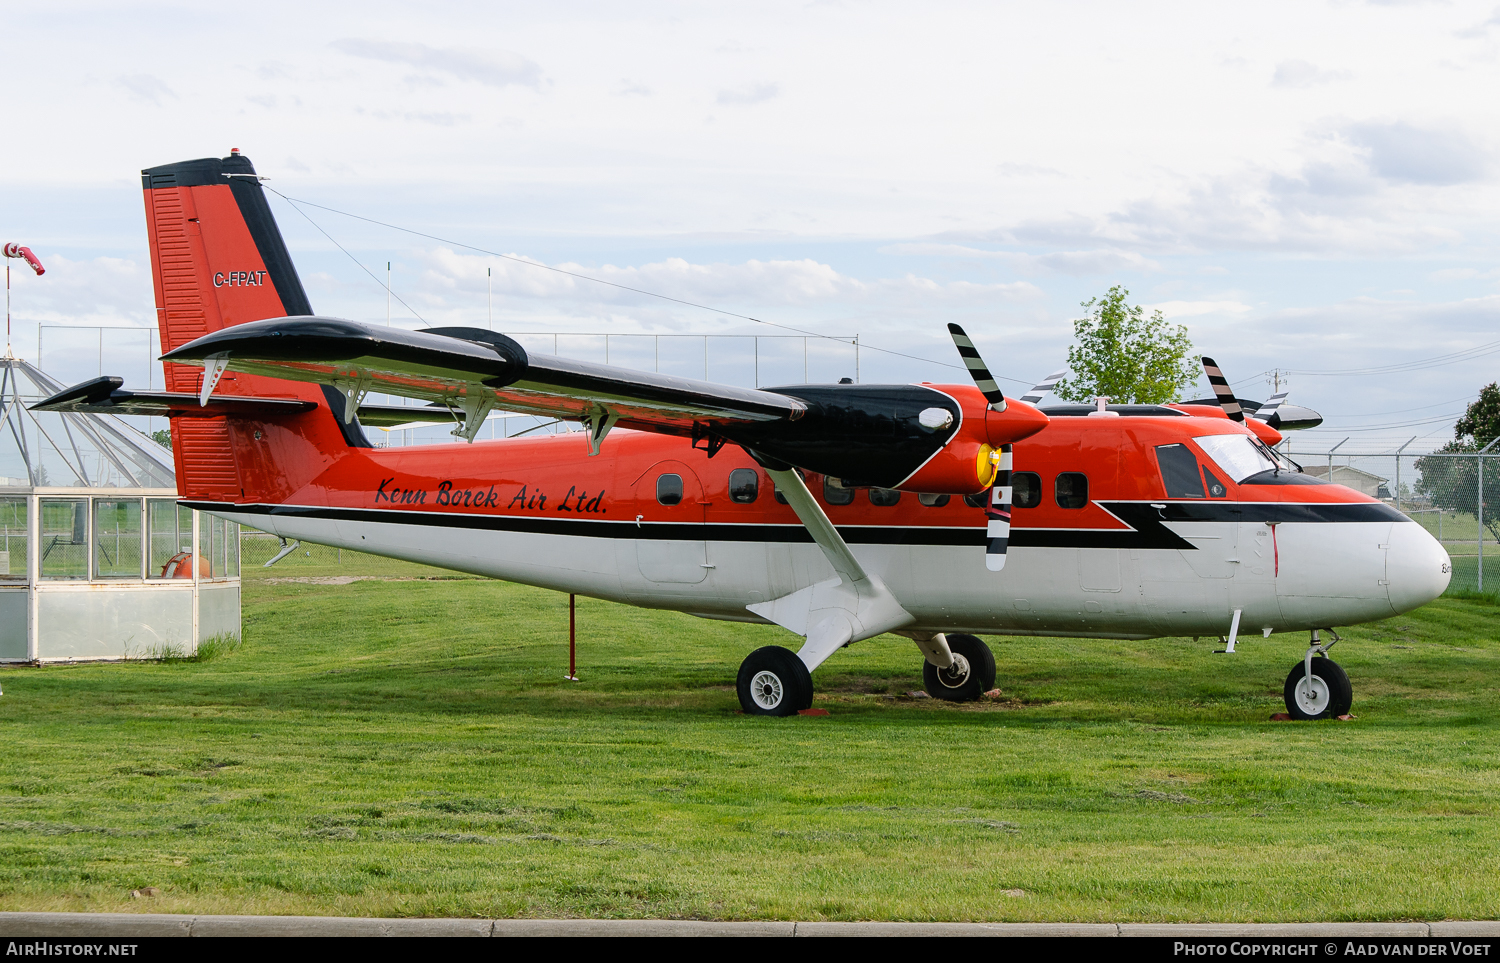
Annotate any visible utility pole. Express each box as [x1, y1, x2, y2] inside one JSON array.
[[386, 262, 391, 327], [1266, 369, 1287, 394]]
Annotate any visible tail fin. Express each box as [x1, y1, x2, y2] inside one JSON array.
[[141, 151, 367, 501]]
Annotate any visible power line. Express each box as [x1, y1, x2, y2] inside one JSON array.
[[273, 192, 427, 325], [263, 189, 1029, 383]]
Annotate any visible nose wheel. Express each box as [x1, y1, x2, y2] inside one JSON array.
[[923, 633, 996, 702], [1282, 655, 1352, 720]]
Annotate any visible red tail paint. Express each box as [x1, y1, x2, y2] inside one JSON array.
[[141, 153, 367, 502]]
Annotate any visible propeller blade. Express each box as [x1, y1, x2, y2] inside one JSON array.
[[1019, 368, 1067, 406], [986, 445, 1013, 571], [946, 323, 1006, 411], [1252, 390, 1289, 422], [1200, 356, 1244, 423]]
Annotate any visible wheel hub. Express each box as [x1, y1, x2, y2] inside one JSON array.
[[936, 653, 972, 689], [1295, 674, 1330, 715], [749, 670, 784, 710]]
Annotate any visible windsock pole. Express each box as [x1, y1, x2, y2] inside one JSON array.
[[3, 244, 46, 359]]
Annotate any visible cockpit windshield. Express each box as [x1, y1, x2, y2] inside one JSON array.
[[1193, 433, 1279, 483]]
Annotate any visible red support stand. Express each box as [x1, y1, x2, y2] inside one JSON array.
[[565, 593, 578, 681]]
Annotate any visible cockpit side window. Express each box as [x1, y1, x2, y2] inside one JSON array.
[[1202, 465, 1229, 498], [1156, 444, 1205, 499]]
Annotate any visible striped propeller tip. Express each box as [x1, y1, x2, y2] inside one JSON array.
[[946, 324, 1006, 410]]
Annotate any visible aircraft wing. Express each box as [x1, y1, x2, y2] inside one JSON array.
[[136, 315, 1049, 489], [159, 317, 804, 442]]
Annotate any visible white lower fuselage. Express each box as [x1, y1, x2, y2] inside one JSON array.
[[219, 505, 1450, 641]]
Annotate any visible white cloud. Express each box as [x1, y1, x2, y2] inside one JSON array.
[[716, 83, 778, 105], [1345, 121, 1489, 185], [4, 254, 154, 328], [415, 248, 1039, 312], [1429, 266, 1500, 282], [877, 243, 1160, 276], [330, 39, 542, 89], [1272, 60, 1351, 88], [116, 74, 175, 105]]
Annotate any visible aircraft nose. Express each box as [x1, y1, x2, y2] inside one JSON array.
[[1386, 521, 1451, 614]]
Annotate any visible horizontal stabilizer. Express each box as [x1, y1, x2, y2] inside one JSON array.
[[30, 376, 316, 418]]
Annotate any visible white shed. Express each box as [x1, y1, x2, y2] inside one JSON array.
[[0, 355, 240, 662]]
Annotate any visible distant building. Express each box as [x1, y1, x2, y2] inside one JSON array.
[[1304, 464, 1390, 499]]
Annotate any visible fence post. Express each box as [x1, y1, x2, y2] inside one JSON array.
[[1395, 437, 1416, 511]]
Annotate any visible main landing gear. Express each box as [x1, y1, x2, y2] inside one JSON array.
[[735, 633, 1000, 715], [736, 646, 814, 716], [1283, 629, 1353, 720]]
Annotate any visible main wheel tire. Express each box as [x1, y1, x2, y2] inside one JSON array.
[[737, 646, 814, 717], [923, 634, 994, 702], [945, 633, 996, 691], [1283, 656, 1353, 720]]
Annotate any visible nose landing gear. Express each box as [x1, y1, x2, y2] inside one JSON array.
[[1282, 629, 1352, 720], [922, 633, 996, 701]]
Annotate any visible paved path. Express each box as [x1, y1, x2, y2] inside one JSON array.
[[3, 914, 1500, 937]]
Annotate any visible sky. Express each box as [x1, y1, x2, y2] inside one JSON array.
[[4, 0, 1500, 454]]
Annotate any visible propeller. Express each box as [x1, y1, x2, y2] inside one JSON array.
[[947, 324, 1013, 572], [1252, 390, 1288, 422], [1200, 356, 1244, 423], [1019, 368, 1068, 406]]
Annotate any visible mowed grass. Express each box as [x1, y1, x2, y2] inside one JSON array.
[[2, 577, 1500, 922]]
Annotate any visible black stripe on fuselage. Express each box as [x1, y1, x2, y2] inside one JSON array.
[[186, 498, 1407, 550]]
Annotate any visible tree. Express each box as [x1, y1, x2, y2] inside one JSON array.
[[1414, 384, 1500, 541], [1054, 285, 1198, 404], [151, 428, 172, 451]]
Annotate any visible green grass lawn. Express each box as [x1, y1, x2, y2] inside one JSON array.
[[2, 575, 1499, 922]]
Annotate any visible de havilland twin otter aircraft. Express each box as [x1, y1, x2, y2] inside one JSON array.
[[36, 152, 1452, 719]]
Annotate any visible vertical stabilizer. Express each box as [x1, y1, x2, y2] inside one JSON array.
[[141, 151, 367, 502]]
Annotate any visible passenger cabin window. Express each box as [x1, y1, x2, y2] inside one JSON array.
[[1155, 444, 1205, 499], [1055, 472, 1088, 509], [868, 488, 901, 507], [918, 493, 950, 507], [1012, 472, 1041, 509], [656, 473, 684, 506], [823, 476, 855, 506], [963, 492, 987, 508], [728, 468, 759, 504]]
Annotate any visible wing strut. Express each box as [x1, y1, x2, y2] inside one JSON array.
[[746, 468, 913, 672]]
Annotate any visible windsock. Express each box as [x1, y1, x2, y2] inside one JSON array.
[[3, 244, 44, 275]]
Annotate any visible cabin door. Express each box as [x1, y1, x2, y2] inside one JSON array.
[[633, 459, 709, 584]]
